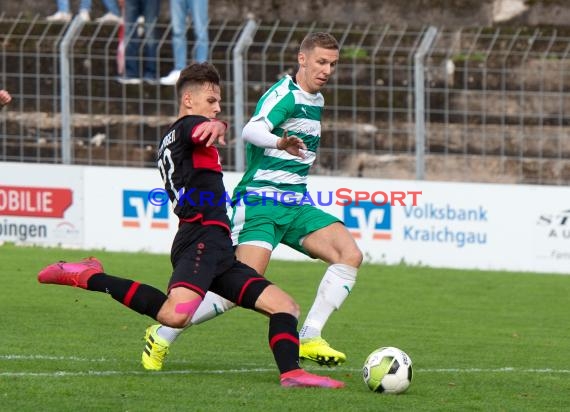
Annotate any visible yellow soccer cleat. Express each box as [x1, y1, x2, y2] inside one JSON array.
[[142, 325, 170, 371], [299, 337, 346, 367]]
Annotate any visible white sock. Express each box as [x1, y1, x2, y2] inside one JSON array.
[[156, 325, 183, 343], [299, 263, 357, 339], [191, 292, 235, 324], [155, 292, 236, 344]]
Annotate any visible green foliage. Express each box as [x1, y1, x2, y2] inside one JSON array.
[[341, 46, 369, 60], [525, 0, 566, 6], [452, 52, 487, 63], [1, 243, 570, 411]]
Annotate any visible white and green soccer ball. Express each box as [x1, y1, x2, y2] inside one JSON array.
[[362, 346, 413, 394]]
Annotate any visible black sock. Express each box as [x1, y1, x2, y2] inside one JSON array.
[[87, 273, 167, 319], [268, 312, 301, 374]]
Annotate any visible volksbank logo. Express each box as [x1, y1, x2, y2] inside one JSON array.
[[343, 201, 391, 240], [122, 190, 169, 229]]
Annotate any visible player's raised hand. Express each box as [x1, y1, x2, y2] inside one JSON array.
[[193, 119, 227, 147], [277, 130, 307, 158]]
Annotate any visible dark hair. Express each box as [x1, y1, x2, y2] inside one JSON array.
[[299, 32, 339, 53], [176, 62, 221, 98]]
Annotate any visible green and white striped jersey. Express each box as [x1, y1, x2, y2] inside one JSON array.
[[233, 75, 323, 202]]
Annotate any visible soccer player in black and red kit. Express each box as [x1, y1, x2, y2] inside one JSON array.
[[38, 62, 343, 388]]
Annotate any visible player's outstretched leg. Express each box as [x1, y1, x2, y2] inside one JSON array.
[[38, 258, 169, 323], [298, 263, 356, 366], [38, 257, 103, 288], [299, 222, 362, 367]]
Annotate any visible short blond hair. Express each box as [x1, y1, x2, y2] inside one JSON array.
[[300, 32, 339, 53]]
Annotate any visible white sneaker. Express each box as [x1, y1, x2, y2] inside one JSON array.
[[78, 9, 90, 21], [116, 76, 141, 85], [46, 11, 72, 22], [144, 76, 160, 86], [160, 70, 181, 86], [95, 12, 122, 24], [136, 16, 145, 37]]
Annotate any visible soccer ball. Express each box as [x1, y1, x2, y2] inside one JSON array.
[[362, 346, 413, 394]]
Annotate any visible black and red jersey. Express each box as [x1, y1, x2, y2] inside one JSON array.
[[157, 115, 229, 233]]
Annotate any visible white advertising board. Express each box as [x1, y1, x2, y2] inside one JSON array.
[[83, 166, 177, 253], [259, 175, 570, 275], [81, 168, 241, 254], [1, 162, 568, 274], [0, 162, 83, 247]]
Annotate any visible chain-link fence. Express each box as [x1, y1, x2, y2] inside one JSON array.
[[1, 15, 569, 185]]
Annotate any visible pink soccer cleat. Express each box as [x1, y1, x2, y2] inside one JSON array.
[[280, 369, 345, 388], [38, 257, 103, 289]]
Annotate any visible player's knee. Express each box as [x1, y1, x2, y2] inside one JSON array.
[[157, 297, 203, 328], [336, 244, 363, 268], [347, 246, 363, 268], [256, 286, 300, 318], [274, 295, 300, 318]]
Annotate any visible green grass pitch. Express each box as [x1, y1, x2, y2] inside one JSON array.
[[1, 243, 569, 411]]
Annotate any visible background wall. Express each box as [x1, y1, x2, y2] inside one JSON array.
[[4, 0, 570, 27]]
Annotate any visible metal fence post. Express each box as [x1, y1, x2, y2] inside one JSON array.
[[59, 16, 85, 164], [414, 26, 438, 180], [232, 17, 258, 173]]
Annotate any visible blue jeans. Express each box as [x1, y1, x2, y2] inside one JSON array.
[[124, 0, 159, 79], [102, 0, 121, 16], [57, 0, 91, 12], [57, 0, 119, 14], [170, 0, 209, 69]]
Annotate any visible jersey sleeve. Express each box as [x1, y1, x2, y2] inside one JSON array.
[[180, 116, 210, 146], [242, 120, 279, 148], [189, 118, 228, 145], [250, 90, 295, 131]]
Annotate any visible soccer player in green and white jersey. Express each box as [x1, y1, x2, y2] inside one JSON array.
[[142, 32, 362, 370]]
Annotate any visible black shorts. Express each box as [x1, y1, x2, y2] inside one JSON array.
[[168, 223, 271, 309]]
